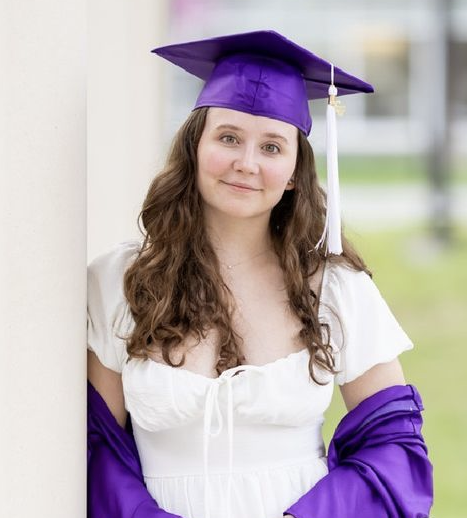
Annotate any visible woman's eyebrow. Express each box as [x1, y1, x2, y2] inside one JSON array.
[[215, 124, 243, 132], [263, 132, 289, 144], [215, 125, 289, 144]]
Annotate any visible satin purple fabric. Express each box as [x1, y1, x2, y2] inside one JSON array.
[[87, 381, 433, 518], [151, 30, 374, 135], [195, 54, 312, 135]]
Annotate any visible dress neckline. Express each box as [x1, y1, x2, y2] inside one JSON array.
[[140, 346, 310, 382], [127, 260, 331, 382]]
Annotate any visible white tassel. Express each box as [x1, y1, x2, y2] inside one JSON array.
[[315, 65, 343, 255]]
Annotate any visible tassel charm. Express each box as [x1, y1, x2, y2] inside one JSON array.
[[315, 65, 343, 255], [329, 93, 346, 116]]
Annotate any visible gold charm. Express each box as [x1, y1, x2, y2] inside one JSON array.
[[329, 95, 346, 116]]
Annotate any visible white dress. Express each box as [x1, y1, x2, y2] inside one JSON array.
[[87, 240, 414, 518]]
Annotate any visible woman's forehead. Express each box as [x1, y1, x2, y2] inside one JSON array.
[[205, 107, 298, 139]]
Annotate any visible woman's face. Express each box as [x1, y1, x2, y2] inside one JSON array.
[[196, 107, 298, 222]]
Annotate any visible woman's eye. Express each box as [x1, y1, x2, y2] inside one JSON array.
[[220, 135, 238, 145], [263, 143, 280, 154]]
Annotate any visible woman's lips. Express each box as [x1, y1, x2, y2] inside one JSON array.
[[221, 180, 260, 192]]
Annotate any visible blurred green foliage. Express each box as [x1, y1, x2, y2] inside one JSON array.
[[315, 154, 467, 185], [322, 225, 467, 518]]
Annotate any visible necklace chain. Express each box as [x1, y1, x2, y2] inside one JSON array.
[[219, 248, 271, 270]]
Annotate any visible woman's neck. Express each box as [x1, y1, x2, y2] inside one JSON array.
[[204, 212, 274, 267]]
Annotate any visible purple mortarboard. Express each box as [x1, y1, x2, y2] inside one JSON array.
[[151, 30, 374, 255], [151, 30, 373, 135]]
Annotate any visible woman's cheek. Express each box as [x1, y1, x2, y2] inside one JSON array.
[[202, 151, 229, 181], [266, 166, 293, 189]]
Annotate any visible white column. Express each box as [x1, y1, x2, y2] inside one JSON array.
[[88, 0, 169, 261], [0, 1, 86, 517]]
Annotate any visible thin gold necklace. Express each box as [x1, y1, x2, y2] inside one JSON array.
[[219, 248, 271, 270]]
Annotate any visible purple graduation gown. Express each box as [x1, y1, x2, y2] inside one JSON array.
[[87, 382, 433, 518]]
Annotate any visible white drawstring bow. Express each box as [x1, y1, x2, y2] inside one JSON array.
[[203, 365, 262, 518]]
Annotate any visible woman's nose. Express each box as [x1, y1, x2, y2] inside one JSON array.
[[233, 145, 260, 175]]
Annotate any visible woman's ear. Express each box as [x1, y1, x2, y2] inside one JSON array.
[[285, 177, 295, 190]]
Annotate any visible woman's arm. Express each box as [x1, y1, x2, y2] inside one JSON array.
[[339, 357, 406, 411], [87, 349, 127, 428]]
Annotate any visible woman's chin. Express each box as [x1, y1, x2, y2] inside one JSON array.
[[203, 203, 269, 222]]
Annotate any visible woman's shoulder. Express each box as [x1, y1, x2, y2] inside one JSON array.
[[319, 258, 398, 329], [88, 239, 142, 279], [87, 238, 142, 324], [321, 258, 374, 307], [87, 240, 141, 373], [319, 258, 413, 385]]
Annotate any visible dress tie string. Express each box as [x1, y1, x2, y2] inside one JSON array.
[[203, 365, 262, 518]]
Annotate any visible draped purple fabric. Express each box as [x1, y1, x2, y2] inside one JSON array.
[[284, 384, 433, 518], [87, 381, 182, 518], [87, 381, 433, 518]]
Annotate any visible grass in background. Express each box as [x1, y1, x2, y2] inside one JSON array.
[[322, 225, 467, 518], [315, 154, 467, 185]]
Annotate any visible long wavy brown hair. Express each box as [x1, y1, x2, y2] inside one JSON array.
[[122, 107, 369, 384]]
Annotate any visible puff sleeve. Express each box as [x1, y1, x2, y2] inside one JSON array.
[[87, 240, 141, 373], [319, 263, 413, 385]]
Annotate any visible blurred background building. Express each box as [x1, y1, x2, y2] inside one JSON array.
[[165, 0, 466, 154]]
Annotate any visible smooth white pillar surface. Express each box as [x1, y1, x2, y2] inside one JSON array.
[[88, 0, 169, 261], [0, 1, 86, 517]]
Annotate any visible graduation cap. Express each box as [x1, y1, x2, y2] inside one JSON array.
[[152, 30, 374, 255]]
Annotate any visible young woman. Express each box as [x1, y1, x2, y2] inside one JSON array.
[[87, 31, 433, 518]]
